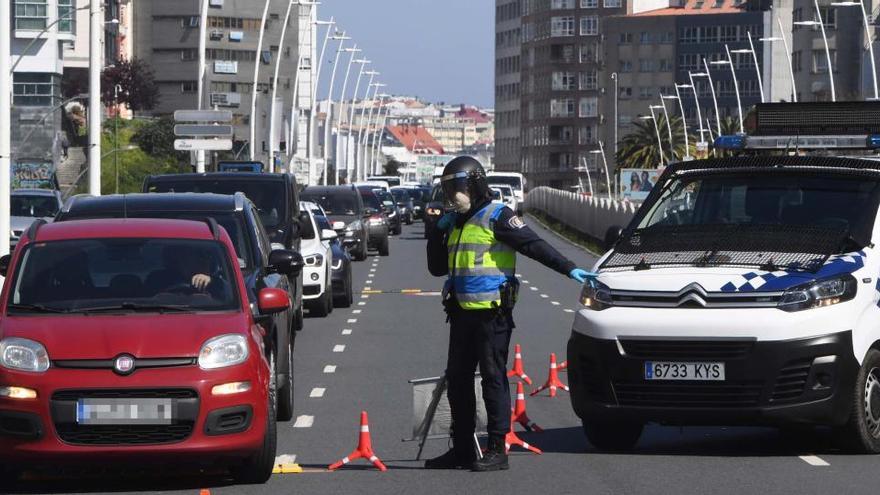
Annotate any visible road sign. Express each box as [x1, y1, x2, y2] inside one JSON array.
[[174, 124, 234, 137], [173, 110, 233, 122], [174, 139, 233, 151]]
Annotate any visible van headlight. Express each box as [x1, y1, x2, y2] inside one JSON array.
[[0, 338, 50, 373], [199, 334, 249, 370], [579, 282, 613, 311], [778, 275, 857, 312]]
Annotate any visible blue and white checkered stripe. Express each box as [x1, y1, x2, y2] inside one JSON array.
[[719, 251, 866, 293]]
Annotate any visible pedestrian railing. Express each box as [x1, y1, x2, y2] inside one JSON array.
[[525, 187, 638, 243]]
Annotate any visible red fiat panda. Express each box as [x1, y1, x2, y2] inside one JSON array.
[[0, 218, 299, 484]]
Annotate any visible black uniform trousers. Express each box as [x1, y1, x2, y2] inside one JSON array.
[[445, 305, 514, 454]]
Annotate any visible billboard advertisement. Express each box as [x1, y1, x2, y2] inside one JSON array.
[[619, 168, 661, 201]]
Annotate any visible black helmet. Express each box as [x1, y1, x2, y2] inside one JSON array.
[[440, 156, 491, 206]]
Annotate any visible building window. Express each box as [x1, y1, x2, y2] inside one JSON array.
[[579, 43, 597, 63], [619, 86, 633, 99], [813, 49, 837, 73], [793, 50, 802, 72], [620, 60, 633, 72], [550, 99, 576, 117], [552, 0, 575, 8], [57, 0, 74, 33], [15, 0, 48, 30], [639, 87, 654, 99], [552, 71, 577, 90], [551, 16, 576, 37], [181, 82, 197, 93], [182, 49, 197, 61], [580, 16, 598, 35], [819, 7, 836, 29], [618, 32, 632, 43], [604, 0, 622, 7], [579, 69, 598, 90], [679, 26, 698, 43], [578, 125, 595, 144], [639, 32, 652, 44], [579, 97, 598, 117], [659, 58, 672, 72], [581, 0, 598, 7], [660, 31, 674, 43], [638, 59, 655, 72], [720, 25, 738, 42], [13, 73, 55, 106]]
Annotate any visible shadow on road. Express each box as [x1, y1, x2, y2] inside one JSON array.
[[3, 468, 235, 494]]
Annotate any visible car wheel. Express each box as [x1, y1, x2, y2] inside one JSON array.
[[334, 267, 353, 308], [232, 374, 277, 484], [308, 290, 331, 318], [293, 304, 304, 331], [355, 241, 368, 261], [582, 418, 643, 452], [406, 215, 413, 225], [379, 236, 390, 257], [839, 349, 880, 453], [394, 224, 402, 235], [276, 339, 294, 422]]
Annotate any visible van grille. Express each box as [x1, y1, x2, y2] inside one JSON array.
[[771, 358, 812, 401], [619, 340, 755, 360], [613, 381, 763, 408]]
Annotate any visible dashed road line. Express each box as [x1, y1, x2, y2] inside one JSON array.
[[799, 455, 830, 466], [347, 318, 358, 323], [342, 329, 352, 335], [541, 294, 549, 299], [370, 268, 376, 272], [323, 365, 337, 373], [353, 309, 362, 314], [293, 415, 314, 428], [564, 309, 575, 313], [309, 388, 326, 398], [333, 344, 346, 353], [358, 301, 366, 306], [551, 301, 560, 306], [361, 295, 370, 299], [529, 287, 538, 291], [522, 280, 529, 284]]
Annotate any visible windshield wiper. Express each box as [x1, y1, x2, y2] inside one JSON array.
[[75, 303, 194, 314], [7, 303, 70, 314]]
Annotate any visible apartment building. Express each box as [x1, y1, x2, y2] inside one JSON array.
[[495, 0, 522, 173]]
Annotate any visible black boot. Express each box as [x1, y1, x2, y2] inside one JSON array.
[[471, 437, 509, 472], [424, 447, 475, 470]]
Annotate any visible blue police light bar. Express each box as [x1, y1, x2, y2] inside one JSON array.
[[868, 135, 880, 149], [714, 135, 746, 150]]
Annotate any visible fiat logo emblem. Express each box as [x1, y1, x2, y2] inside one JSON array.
[[114, 354, 135, 375]]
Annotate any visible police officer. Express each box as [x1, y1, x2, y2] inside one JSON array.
[[425, 156, 595, 472]]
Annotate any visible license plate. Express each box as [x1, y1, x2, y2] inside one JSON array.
[[644, 361, 725, 381], [76, 398, 174, 425]]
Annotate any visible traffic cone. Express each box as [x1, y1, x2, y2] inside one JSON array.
[[530, 353, 569, 398], [504, 410, 542, 455], [507, 344, 532, 385], [511, 382, 543, 432], [328, 411, 387, 472], [559, 360, 568, 371]]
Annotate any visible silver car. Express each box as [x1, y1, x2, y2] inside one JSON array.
[[10, 189, 63, 246]]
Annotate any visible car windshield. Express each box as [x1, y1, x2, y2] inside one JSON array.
[[147, 179, 287, 228], [301, 192, 359, 216], [487, 175, 522, 191], [491, 185, 514, 197], [391, 189, 410, 202], [375, 190, 395, 207], [9, 238, 239, 314], [61, 212, 253, 270], [11, 195, 58, 218], [360, 191, 382, 210]]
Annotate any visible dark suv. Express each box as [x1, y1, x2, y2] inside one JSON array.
[[300, 185, 370, 261], [56, 193, 302, 421], [143, 172, 303, 329]]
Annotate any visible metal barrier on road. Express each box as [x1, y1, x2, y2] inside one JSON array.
[[525, 187, 638, 242]]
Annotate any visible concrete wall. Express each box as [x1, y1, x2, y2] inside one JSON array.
[[526, 186, 638, 242]]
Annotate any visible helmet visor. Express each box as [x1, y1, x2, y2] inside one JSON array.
[[441, 172, 470, 202]]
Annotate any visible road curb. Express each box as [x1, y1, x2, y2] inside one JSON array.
[[525, 213, 601, 257]]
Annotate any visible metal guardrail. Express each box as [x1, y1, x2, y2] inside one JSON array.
[[525, 186, 638, 242]]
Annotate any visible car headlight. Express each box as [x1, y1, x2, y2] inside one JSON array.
[[778, 275, 857, 312], [0, 338, 50, 373], [345, 220, 362, 232], [199, 334, 249, 370], [304, 253, 324, 266], [579, 282, 613, 311]]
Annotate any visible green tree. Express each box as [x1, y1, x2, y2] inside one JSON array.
[[101, 58, 160, 112], [617, 114, 694, 169], [100, 118, 185, 194], [130, 118, 186, 160]]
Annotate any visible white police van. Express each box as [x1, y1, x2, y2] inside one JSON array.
[[568, 154, 880, 453]]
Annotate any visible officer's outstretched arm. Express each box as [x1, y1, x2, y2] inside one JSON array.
[[492, 208, 578, 277]]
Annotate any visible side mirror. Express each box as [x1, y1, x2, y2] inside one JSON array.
[[0, 254, 10, 277], [268, 249, 304, 276], [270, 242, 285, 251], [604, 225, 623, 251], [257, 287, 290, 315], [321, 229, 338, 241], [332, 221, 346, 231]]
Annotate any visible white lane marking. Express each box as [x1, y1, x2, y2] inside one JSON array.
[[293, 415, 314, 428], [358, 301, 366, 306], [564, 309, 575, 313], [551, 301, 560, 306], [522, 280, 529, 284], [529, 287, 538, 291], [342, 329, 352, 335], [353, 309, 362, 314], [333, 344, 346, 353], [368, 274, 375, 278], [310, 387, 326, 398], [364, 286, 372, 291], [541, 294, 549, 299], [361, 295, 370, 299], [347, 318, 358, 323], [370, 268, 376, 272], [515, 274, 522, 278], [799, 455, 830, 466], [323, 365, 337, 373]]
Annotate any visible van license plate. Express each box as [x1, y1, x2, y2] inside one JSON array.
[[644, 362, 725, 381], [76, 398, 174, 425]]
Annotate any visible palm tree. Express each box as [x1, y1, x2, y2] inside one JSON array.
[[617, 114, 696, 169]]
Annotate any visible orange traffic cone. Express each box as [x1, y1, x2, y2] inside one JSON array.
[[558, 360, 568, 371], [511, 382, 543, 432], [328, 411, 387, 472], [507, 344, 532, 385], [504, 410, 542, 454], [530, 353, 569, 398]]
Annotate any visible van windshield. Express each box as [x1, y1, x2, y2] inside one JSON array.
[[301, 192, 359, 216], [487, 175, 523, 191], [147, 179, 286, 228], [9, 239, 239, 314]]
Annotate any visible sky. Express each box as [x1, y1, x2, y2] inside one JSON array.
[[318, 0, 494, 108]]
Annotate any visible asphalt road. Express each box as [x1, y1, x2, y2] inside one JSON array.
[[10, 217, 880, 494]]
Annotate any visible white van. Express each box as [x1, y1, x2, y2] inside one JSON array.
[[568, 156, 880, 453], [487, 172, 525, 213]]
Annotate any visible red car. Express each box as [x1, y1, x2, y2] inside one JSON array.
[[0, 218, 299, 484]]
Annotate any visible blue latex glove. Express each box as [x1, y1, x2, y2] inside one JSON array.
[[569, 268, 598, 286], [437, 212, 458, 232]]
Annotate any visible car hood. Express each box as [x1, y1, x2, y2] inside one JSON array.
[[597, 251, 867, 293], [0, 312, 250, 360], [326, 214, 359, 225]]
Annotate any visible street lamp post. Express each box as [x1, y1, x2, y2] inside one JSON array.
[[700, 58, 722, 136], [683, 77, 705, 144], [831, 1, 877, 100], [88, 0, 102, 195], [345, 59, 371, 182], [610, 72, 619, 181], [664, 91, 690, 160], [710, 46, 745, 133], [248, 0, 272, 162], [654, 99, 674, 154], [360, 82, 385, 177], [639, 113, 666, 167], [308, 18, 336, 184], [353, 70, 377, 182], [372, 101, 391, 174], [589, 142, 612, 200], [322, 38, 354, 184], [760, 17, 798, 101], [577, 157, 595, 197], [287, 1, 319, 180], [794, 6, 836, 101], [268, 0, 297, 173], [730, 31, 765, 102], [333, 46, 361, 185]]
